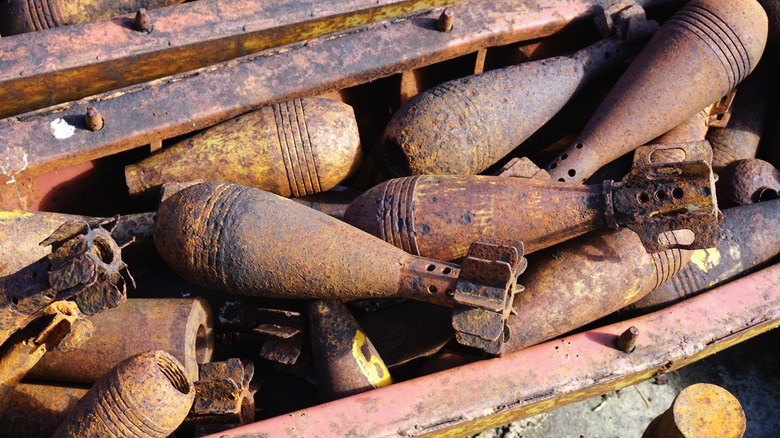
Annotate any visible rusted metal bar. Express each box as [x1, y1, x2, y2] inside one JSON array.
[[379, 35, 644, 176], [0, 0, 456, 118], [53, 350, 195, 438], [0, 219, 131, 345], [0, 0, 183, 35], [643, 384, 746, 438], [125, 98, 362, 198], [717, 158, 780, 207], [0, 0, 681, 183], [622, 199, 780, 315], [29, 298, 214, 383], [547, 0, 767, 182], [0, 301, 89, 416], [708, 62, 775, 171], [346, 141, 719, 260], [309, 300, 392, 401], [1, 382, 89, 437], [154, 182, 526, 353], [502, 228, 690, 355], [0, 210, 153, 277], [209, 263, 780, 437]]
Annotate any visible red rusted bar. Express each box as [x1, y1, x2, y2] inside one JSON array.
[[0, 0, 455, 118], [0, 0, 681, 183], [211, 264, 780, 437], [547, 0, 767, 182]]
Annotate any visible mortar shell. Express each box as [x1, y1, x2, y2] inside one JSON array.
[[502, 228, 690, 354], [53, 350, 195, 438], [380, 37, 634, 176], [717, 158, 780, 207], [548, 0, 767, 182], [28, 298, 214, 383], [0, 382, 88, 438], [125, 98, 361, 198]]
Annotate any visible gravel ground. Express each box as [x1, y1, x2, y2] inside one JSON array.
[[475, 329, 780, 438]]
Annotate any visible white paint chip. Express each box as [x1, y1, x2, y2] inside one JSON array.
[[50, 118, 76, 139]]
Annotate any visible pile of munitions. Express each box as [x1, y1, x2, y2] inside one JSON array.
[[0, 0, 779, 435]]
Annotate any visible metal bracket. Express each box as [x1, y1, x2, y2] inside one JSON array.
[[605, 141, 721, 252], [452, 240, 527, 355], [594, 1, 659, 42], [707, 89, 737, 128]]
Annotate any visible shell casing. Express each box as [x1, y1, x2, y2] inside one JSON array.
[[125, 98, 362, 198], [52, 350, 195, 438], [548, 0, 767, 182]]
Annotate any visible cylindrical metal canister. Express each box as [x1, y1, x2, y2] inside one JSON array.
[[28, 298, 214, 383], [643, 383, 746, 438], [380, 37, 637, 176], [53, 350, 195, 438], [501, 228, 690, 355], [0, 382, 89, 438], [0, 0, 184, 35], [547, 0, 767, 182], [125, 98, 362, 198], [309, 300, 392, 401]]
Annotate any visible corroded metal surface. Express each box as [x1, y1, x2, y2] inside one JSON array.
[[0, 220, 131, 345], [125, 98, 362, 198], [547, 0, 767, 182], [758, 0, 780, 44], [210, 264, 780, 437], [1, 382, 89, 437], [309, 300, 392, 401], [29, 298, 214, 383], [0, 210, 154, 277], [643, 384, 746, 438], [185, 358, 256, 426], [0, 0, 680, 182], [0, 0, 455, 117], [291, 187, 362, 221], [0, 0, 183, 35], [502, 228, 690, 355], [708, 63, 774, 170], [153, 182, 522, 352], [346, 142, 718, 261], [624, 200, 780, 314], [379, 36, 639, 176], [717, 158, 780, 207], [53, 350, 195, 437], [0, 301, 89, 416]]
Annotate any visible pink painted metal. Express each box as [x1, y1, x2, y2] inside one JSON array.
[[210, 263, 780, 437]]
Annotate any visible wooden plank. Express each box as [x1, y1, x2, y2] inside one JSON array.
[[212, 263, 780, 437], [0, 0, 457, 118], [0, 0, 679, 183]]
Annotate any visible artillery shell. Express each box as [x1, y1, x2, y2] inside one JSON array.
[[0, 0, 183, 35], [53, 350, 195, 438], [0, 382, 88, 438], [309, 300, 391, 401], [643, 383, 745, 438], [501, 228, 690, 355], [624, 200, 780, 314], [29, 298, 214, 383], [125, 98, 361, 198], [380, 37, 635, 176], [548, 0, 767, 182], [717, 158, 780, 207]]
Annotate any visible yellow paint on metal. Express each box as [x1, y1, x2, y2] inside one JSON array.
[[351, 330, 392, 388], [0, 210, 33, 221], [690, 248, 721, 273]]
